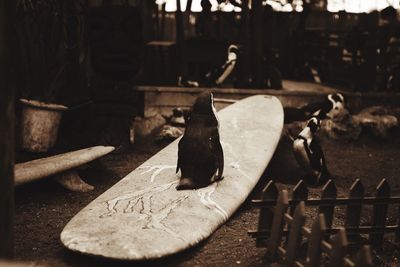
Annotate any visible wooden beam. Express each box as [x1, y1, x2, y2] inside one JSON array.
[[0, 0, 16, 258]]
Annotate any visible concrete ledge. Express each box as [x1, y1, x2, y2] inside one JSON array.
[[136, 81, 400, 117]]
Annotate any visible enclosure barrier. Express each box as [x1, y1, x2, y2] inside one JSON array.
[[248, 178, 400, 266]]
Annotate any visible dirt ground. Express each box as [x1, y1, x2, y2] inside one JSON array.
[[14, 127, 400, 267]]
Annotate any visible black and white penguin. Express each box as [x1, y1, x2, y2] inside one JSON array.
[[170, 108, 186, 127], [205, 44, 239, 87], [293, 117, 330, 185], [301, 93, 345, 120], [176, 91, 224, 190]]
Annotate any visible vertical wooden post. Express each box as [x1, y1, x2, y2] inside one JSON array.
[[0, 0, 16, 258], [370, 179, 390, 249], [251, 0, 264, 88], [268, 190, 289, 260], [345, 179, 364, 242], [256, 180, 278, 247], [286, 201, 306, 266], [318, 180, 337, 239], [64, 0, 80, 105], [239, 0, 251, 87], [329, 228, 348, 267], [354, 245, 373, 267], [175, 0, 185, 78], [396, 204, 400, 243], [306, 214, 327, 267], [290, 180, 309, 217], [160, 3, 166, 40]]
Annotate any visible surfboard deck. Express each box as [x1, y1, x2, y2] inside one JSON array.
[[60, 95, 284, 260], [15, 146, 115, 186]]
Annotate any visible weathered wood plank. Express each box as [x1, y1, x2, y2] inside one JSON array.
[[329, 228, 348, 267], [251, 0, 264, 88], [306, 214, 326, 267], [290, 180, 309, 217], [318, 180, 337, 239], [370, 179, 390, 249], [268, 190, 289, 260], [256, 180, 278, 247], [354, 245, 373, 267], [286, 202, 306, 266], [0, 0, 16, 258], [345, 179, 364, 242]]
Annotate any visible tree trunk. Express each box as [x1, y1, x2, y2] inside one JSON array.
[[0, 0, 16, 258]]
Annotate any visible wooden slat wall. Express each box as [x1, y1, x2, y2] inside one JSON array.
[[0, 0, 16, 258]]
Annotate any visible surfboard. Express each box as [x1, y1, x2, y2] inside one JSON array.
[[60, 95, 284, 260], [15, 146, 115, 186]]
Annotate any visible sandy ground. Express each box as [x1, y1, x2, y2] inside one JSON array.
[[14, 128, 400, 267]]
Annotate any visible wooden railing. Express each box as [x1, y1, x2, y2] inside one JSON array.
[[248, 178, 400, 266]]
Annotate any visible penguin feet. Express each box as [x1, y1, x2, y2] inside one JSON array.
[[214, 175, 224, 182], [176, 178, 200, 190]]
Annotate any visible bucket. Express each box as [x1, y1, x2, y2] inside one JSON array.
[[20, 99, 68, 152]]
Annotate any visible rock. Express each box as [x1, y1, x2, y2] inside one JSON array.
[[155, 125, 184, 142], [353, 106, 399, 139], [132, 114, 166, 137], [321, 109, 362, 140]]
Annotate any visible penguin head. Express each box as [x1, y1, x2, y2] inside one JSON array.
[[173, 108, 184, 117], [191, 90, 219, 127], [307, 117, 321, 133], [329, 93, 344, 105], [228, 45, 239, 54], [227, 45, 239, 61], [326, 93, 345, 119], [192, 91, 215, 116]]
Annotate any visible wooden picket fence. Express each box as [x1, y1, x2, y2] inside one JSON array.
[[248, 178, 400, 266]]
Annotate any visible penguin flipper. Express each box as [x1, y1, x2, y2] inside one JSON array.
[[176, 137, 183, 173], [309, 139, 328, 175], [212, 134, 224, 181]]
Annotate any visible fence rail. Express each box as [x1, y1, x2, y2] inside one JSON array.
[[248, 178, 400, 266]]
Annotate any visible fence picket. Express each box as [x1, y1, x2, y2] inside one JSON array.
[[287, 181, 308, 246], [306, 214, 326, 267], [329, 228, 348, 267], [318, 180, 337, 239], [249, 178, 395, 266], [286, 201, 306, 266], [290, 180, 309, 216], [397, 206, 400, 242], [370, 179, 390, 249], [257, 180, 278, 247], [345, 179, 364, 242], [268, 190, 289, 260], [354, 245, 373, 267]]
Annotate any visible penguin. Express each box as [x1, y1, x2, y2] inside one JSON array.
[[293, 117, 330, 185], [176, 91, 224, 190], [170, 108, 186, 127], [178, 76, 200, 88], [301, 93, 345, 120], [205, 44, 239, 87]]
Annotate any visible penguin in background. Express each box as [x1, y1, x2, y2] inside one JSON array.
[[293, 117, 331, 185], [284, 93, 345, 124], [205, 45, 239, 87], [170, 108, 187, 127], [301, 93, 345, 120], [176, 91, 224, 190]]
